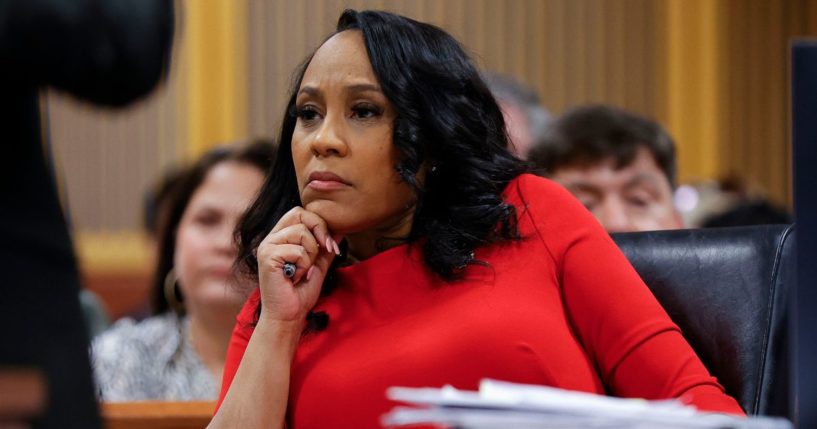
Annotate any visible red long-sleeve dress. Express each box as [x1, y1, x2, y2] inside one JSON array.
[[218, 174, 744, 427]]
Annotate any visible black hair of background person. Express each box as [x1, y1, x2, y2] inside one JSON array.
[[701, 200, 792, 228], [151, 140, 276, 316], [143, 167, 186, 238], [0, 1, 173, 428], [235, 9, 526, 329], [529, 104, 677, 188]]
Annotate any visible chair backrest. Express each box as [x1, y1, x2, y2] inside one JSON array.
[[612, 224, 795, 417]]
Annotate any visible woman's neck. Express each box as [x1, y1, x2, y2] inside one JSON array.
[[187, 313, 234, 382], [345, 205, 415, 261]]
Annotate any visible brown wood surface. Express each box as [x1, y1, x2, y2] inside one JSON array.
[[0, 368, 47, 422], [83, 270, 152, 321], [101, 401, 215, 429]]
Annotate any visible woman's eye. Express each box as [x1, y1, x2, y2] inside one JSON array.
[[296, 106, 320, 122], [195, 213, 220, 227], [351, 104, 382, 119]]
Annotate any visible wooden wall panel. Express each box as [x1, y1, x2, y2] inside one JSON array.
[[45, 0, 816, 279], [247, 0, 660, 138], [46, 83, 181, 232], [715, 0, 817, 205], [182, 0, 249, 157], [246, 0, 815, 205]]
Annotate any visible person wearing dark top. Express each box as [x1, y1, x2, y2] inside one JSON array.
[[0, 1, 173, 427]]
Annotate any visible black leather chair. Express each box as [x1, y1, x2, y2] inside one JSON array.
[[612, 224, 795, 417]]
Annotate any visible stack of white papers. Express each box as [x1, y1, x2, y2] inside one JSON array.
[[382, 379, 792, 429]]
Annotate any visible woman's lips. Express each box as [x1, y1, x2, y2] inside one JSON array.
[[308, 180, 349, 191], [307, 171, 351, 191]]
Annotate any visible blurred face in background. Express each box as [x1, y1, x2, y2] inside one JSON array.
[[174, 160, 265, 322], [551, 147, 683, 233]]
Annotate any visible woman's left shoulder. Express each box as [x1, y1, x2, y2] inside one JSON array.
[[506, 172, 577, 198], [503, 173, 606, 253], [504, 173, 590, 217]]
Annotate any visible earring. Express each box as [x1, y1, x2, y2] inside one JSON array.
[[430, 165, 438, 173], [163, 268, 185, 314]]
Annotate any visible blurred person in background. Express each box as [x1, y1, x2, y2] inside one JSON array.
[[483, 72, 551, 159], [144, 167, 188, 255], [529, 104, 683, 233], [0, 0, 173, 426], [115, 167, 190, 320], [92, 140, 274, 401]]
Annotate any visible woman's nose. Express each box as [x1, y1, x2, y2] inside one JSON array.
[[311, 114, 349, 157], [215, 223, 238, 255]]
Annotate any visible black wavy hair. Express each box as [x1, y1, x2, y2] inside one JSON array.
[[235, 10, 526, 327], [152, 139, 276, 315]]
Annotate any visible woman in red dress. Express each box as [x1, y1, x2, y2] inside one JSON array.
[[209, 10, 744, 429]]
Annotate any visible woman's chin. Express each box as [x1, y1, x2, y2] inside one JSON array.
[[303, 201, 355, 235]]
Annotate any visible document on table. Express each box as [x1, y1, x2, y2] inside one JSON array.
[[382, 379, 792, 429]]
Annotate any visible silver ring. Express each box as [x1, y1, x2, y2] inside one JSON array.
[[283, 262, 297, 279]]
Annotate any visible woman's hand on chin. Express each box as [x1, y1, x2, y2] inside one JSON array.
[[255, 207, 341, 327]]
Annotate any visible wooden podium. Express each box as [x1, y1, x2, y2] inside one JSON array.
[[100, 401, 215, 429]]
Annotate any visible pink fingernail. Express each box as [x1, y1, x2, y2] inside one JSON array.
[[332, 239, 341, 255], [325, 237, 332, 253], [306, 266, 315, 281]]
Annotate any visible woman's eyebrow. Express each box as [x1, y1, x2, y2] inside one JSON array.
[[297, 84, 381, 98], [346, 83, 381, 94], [297, 86, 319, 97]]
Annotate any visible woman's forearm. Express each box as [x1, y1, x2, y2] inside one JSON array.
[[208, 319, 302, 429]]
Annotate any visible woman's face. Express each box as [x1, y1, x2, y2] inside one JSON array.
[[291, 30, 416, 239], [174, 161, 264, 320]]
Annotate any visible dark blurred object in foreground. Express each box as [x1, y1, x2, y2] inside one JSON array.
[[0, 0, 174, 428]]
